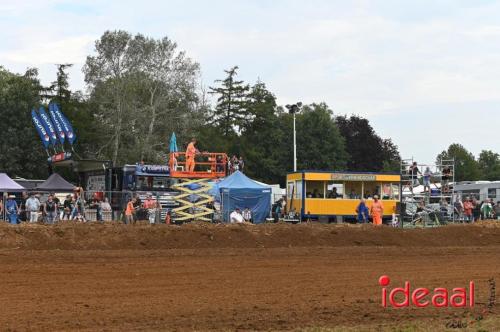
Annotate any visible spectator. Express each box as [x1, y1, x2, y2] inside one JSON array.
[[71, 189, 86, 222], [481, 199, 493, 220], [472, 198, 481, 222], [18, 192, 28, 222], [125, 198, 135, 224], [423, 167, 432, 193], [89, 194, 102, 222], [44, 195, 58, 224], [272, 200, 282, 223], [239, 157, 245, 172], [62, 195, 73, 220], [100, 197, 112, 221], [463, 197, 474, 223], [133, 193, 142, 221], [454, 199, 464, 221], [442, 167, 452, 193], [328, 188, 339, 199], [52, 194, 60, 222], [355, 198, 369, 223], [5, 195, 18, 225], [312, 189, 321, 198], [25, 193, 41, 223], [494, 201, 500, 220], [370, 195, 384, 226], [231, 155, 239, 173], [409, 162, 421, 187], [230, 208, 244, 223], [242, 207, 252, 223], [216, 155, 224, 173], [348, 189, 358, 199], [143, 194, 158, 225]]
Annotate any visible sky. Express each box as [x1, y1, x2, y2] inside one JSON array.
[[0, 0, 499, 164]]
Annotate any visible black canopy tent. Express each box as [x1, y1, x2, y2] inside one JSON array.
[[36, 173, 75, 192]]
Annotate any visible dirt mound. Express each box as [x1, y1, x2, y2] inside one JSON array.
[[0, 221, 499, 250]]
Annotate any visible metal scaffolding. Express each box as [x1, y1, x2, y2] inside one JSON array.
[[400, 157, 456, 227]]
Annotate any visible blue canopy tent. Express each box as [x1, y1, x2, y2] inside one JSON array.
[[211, 171, 271, 223]]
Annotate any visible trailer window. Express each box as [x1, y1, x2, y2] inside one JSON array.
[[306, 181, 325, 198], [326, 182, 343, 199]]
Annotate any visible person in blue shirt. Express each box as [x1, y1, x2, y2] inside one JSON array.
[[356, 198, 369, 224], [5, 195, 18, 225]]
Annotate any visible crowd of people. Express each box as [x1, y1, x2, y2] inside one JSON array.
[[0, 188, 115, 224], [454, 197, 500, 222], [228, 155, 244, 174]]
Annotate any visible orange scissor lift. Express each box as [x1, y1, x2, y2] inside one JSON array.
[[169, 152, 227, 222]]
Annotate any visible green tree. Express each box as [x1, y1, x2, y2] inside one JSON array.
[[0, 67, 48, 178], [437, 144, 480, 181], [478, 150, 500, 181], [240, 82, 290, 184], [83, 30, 201, 165], [335, 115, 400, 172], [296, 103, 348, 171], [209, 66, 250, 137]]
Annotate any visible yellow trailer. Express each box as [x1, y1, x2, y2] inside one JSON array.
[[286, 171, 401, 221]]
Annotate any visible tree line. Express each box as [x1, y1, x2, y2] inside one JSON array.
[[0, 30, 498, 185]]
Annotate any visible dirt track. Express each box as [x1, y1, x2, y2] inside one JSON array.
[[0, 222, 498, 331]]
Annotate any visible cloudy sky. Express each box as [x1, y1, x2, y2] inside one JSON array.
[[1, 0, 499, 164]]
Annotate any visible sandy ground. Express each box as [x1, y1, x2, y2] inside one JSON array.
[[0, 222, 498, 331]]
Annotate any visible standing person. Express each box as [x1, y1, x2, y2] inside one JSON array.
[[494, 201, 500, 220], [454, 198, 464, 221], [5, 195, 18, 225], [100, 197, 112, 221], [62, 195, 73, 220], [481, 199, 493, 220], [442, 167, 452, 193], [232, 155, 239, 172], [26, 193, 41, 223], [409, 162, 421, 187], [18, 192, 28, 222], [125, 198, 135, 225], [370, 195, 384, 226], [44, 195, 58, 224], [143, 194, 157, 225], [463, 197, 474, 223], [242, 207, 252, 223], [472, 198, 481, 222], [185, 138, 199, 173], [355, 199, 369, 224], [423, 167, 432, 193], [239, 157, 245, 172]]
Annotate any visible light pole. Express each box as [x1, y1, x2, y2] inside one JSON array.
[[286, 102, 302, 172]]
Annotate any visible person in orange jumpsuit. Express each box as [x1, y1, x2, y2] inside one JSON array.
[[185, 138, 199, 173], [370, 195, 384, 226]]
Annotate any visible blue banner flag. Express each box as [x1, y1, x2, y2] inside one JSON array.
[[52, 103, 76, 145], [31, 109, 50, 149], [49, 103, 65, 144], [38, 106, 58, 146]]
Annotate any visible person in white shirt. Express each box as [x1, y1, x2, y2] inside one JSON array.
[[230, 208, 244, 223], [25, 193, 41, 223], [242, 207, 252, 223]]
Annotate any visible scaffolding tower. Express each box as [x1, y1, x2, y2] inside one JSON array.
[[400, 157, 456, 227], [169, 152, 227, 222]]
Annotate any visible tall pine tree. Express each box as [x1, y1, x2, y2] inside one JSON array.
[[209, 66, 249, 137]]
